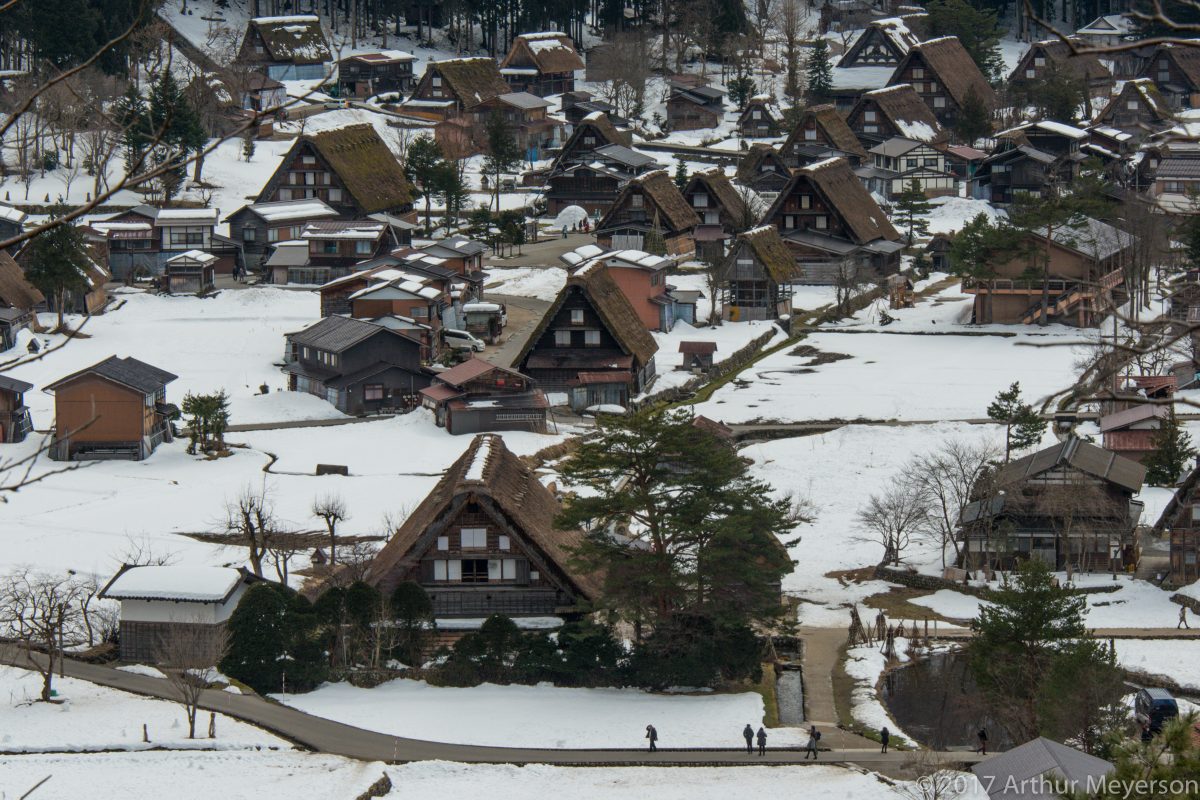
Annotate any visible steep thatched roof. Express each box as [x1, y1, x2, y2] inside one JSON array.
[[1012, 39, 1111, 84], [363, 433, 602, 602], [431, 58, 511, 109], [1156, 43, 1200, 90], [598, 170, 700, 234], [782, 105, 869, 158], [552, 112, 632, 172], [897, 37, 996, 110], [0, 250, 44, 310], [734, 225, 799, 283], [304, 123, 413, 212], [735, 144, 789, 183], [857, 85, 944, 142], [515, 261, 659, 369], [686, 168, 745, 216], [248, 16, 330, 64], [1097, 78, 1173, 123], [773, 157, 899, 244], [502, 32, 585, 74]]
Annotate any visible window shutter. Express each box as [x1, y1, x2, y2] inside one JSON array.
[[437, 536, 449, 550], [421, 559, 435, 582], [517, 559, 531, 585], [448, 560, 462, 580], [488, 560, 502, 580], [498, 535, 510, 551]]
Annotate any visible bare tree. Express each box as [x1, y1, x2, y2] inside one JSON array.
[[312, 494, 349, 567], [779, 0, 806, 107], [911, 440, 1001, 569], [0, 570, 91, 701], [158, 624, 228, 739], [899, 750, 963, 800], [224, 486, 276, 577], [593, 31, 652, 120], [833, 257, 868, 317], [855, 476, 931, 566]]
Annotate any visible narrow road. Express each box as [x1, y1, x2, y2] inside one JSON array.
[[1, 645, 984, 769]]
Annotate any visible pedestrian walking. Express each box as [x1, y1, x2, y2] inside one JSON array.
[[756, 726, 767, 756], [1179, 606, 1190, 630], [645, 724, 658, 752], [743, 723, 754, 754], [976, 728, 988, 755], [880, 726, 890, 754], [804, 725, 820, 760]]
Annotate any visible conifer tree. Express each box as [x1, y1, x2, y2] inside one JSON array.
[[23, 208, 91, 331], [673, 159, 688, 191], [955, 87, 991, 146], [1145, 409, 1197, 486], [805, 40, 833, 104], [894, 179, 932, 243], [987, 382, 1046, 461]]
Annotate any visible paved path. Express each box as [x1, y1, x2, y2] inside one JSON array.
[[1, 645, 983, 769], [483, 233, 592, 268]]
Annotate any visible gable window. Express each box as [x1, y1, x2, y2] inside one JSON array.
[[243, 227, 257, 242], [461, 528, 487, 548], [1025, 69, 1036, 79], [437, 536, 449, 550], [584, 329, 601, 346], [583, 135, 595, 145], [355, 240, 373, 255], [555, 329, 572, 346], [498, 535, 510, 550], [804, 128, 816, 140], [933, 96, 946, 108], [800, 195, 811, 209], [815, 215, 828, 229], [864, 110, 877, 122], [432, 75, 442, 86], [570, 308, 585, 324], [693, 193, 708, 207], [461, 559, 489, 582], [906, 158, 918, 170], [323, 241, 338, 254], [302, 155, 316, 165], [784, 215, 795, 229], [913, 67, 924, 79], [1034, 56, 1046, 66], [752, 110, 761, 119], [923, 157, 938, 168], [630, 194, 643, 208], [864, 124, 878, 134], [1128, 100, 1139, 110]]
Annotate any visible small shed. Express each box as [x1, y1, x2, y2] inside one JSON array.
[[0, 373, 33, 443], [970, 737, 1114, 800], [99, 565, 264, 663], [0, 306, 33, 351], [163, 250, 217, 295], [678, 341, 717, 371]]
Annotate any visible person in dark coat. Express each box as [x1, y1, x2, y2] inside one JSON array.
[[646, 724, 658, 752], [880, 726, 890, 753], [756, 726, 767, 756], [976, 728, 988, 755], [743, 723, 754, 754], [805, 725, 820, 759]]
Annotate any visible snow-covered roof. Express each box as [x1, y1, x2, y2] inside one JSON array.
[[101, 566, 252, 603], [0, 204, 26, 224], [252, 14, 320, 24], [464, 434, 496, 482], [155, 208, 220, 223], [166, 249, 218, 264], [247, 199, 339, 222]]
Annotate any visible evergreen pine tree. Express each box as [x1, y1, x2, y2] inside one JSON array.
[[986, 381, 1047, 460], [114, 85, 150, 173], [805, 40, 833, 104], [220, 583, 291, 694], [1144, 409, 1197, 486], [391, 582, 434, 666], [673, 159, 689, 191], [407, 135, 445, 235], [894, 179, 932, 243], [925, 0, 1003, 79], [727, 75, 756, 111], [955, 87, 992, 146], [23, 208, 91, 331], [241, 132, 255, 162]]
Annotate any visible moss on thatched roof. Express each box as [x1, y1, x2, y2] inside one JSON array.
[[305, 123, 414, 212]]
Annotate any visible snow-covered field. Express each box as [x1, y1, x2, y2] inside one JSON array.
[[844, 639, 914, 743], [0, 666, 285, 752], [483, 267, 567, 301], [646, 320, 784, 395], [275, 678, 805, 748], [1115, 640, 1200, 690]]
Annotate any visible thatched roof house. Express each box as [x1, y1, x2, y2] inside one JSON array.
[[1009, 39, 1112, 88], [238, 15, 330, 79], [595, 170, 700, 255], [735, 144, 793, 193], [781, 104, 869, 166], [839, 15, 925, 68], [889, 37, 996, 126], [501, 31, 584, 96], [0, 250, 45, 311], [847, 84, 946, 143], [407, 57, 511, 116], [363, 433, 601, 615]]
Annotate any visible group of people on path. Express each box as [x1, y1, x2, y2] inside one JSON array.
[[643, 723, 823, 758]]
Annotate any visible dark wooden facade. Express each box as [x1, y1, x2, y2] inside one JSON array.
[[0, 374, 33, 444]]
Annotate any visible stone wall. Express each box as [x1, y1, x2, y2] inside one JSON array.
[[873, 565, 1123, 598]]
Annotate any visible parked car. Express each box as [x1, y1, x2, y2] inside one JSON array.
[[444, 328, 486, 352], [1135, 688, 1179, 736]]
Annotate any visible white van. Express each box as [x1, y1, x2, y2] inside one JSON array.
[[444, 328, 486, 352]]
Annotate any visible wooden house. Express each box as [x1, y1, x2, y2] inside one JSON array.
[[317, 257, 458, 320], [594, 170, 700, 257], [1008, 39, 1112, 93], [736, 95, 783, 138], [99, 566, 263, 663], [867, 137, 958, 198], [735, 144, 793, 196], [0, 307, 32, 352], [283, 315, 431, 414], [336, 51, 416, 98], [682, 168, 748, 263], [254, 124, 416, 220], [0, 203, 27, 253], [559, 90, 627, 128], [838, 15, 924, 68], [284, 219, 401, 285], [473, 91, 562, 159], [499, 32, 585, 97], [722, 225, 800, 321], [962, 216, 1133, 326], [1093, 79, 1174, 139], [1152, 464, 1200, 585], [1099, 403, 1169, 463], [46, 356, 177, 461], [974, 121, 1089, 205], [362, 433, 600, 618], [761, 156, 904, 284], [781, 104, 869, 168], [666, 82, 726, 131], [420, 358, 547, 435], [960, 437, 1146, 572], [0, 373, 33, 443], [1151, 148, 1200, 205], [544, 112, 643, 215], [888, 37, 997, 129], [344, 268, 448, 332], [224, 198, 340, 269], [678, 341, 717, 372], [1075, 14, 1136, 47], [560, 246, 687, 331], [847, 84, 946, 145], [1140, 44, 1200, 109], [413, 236, 487, 278], [97, 205, 240, 279], [0, 250, 44, 316], [515, 263, 658, 410], [12, 239, 109, 317], [163, 250, 216, 294], [402, 57, 511, 121], [239, 72, 287, 114], [237, 15, 330, 81]]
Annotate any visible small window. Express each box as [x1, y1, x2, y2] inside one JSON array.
[[570, 308, 584, 324], [864, 110, 877, 122], [355, 240, 372, 255], [1025, 69, 1036, 79], [693, 193, 708, 207], [912, 67, 924, 79], [1127, 100, 1139, 110], [501, 559, 517, 579], [752, 110, 761, 119], [364, 384, 384, 401], [933, 96, 946, 108], [800, 195, 811, 209], [906, 158, 918, 170], [923, 157, 938, 168], [323, 241, 338, 254], [804, 128, 816, 140], [864, 124, 878, 134], [555, 329, 571, 346], [432, 75, 442, 86], [328, 188, 343, 202], [498, 535, 510, 551], [461, 528, 487, 548], [815, 216, 828, 229], [784, 215, 795, 229], [461, 559, 488, 583], [530, 570, 540, 581], [243, 227, 256, 242], [433, 560, 448, 580], [583, 135, 595, 145], [584, 330, 600, 346], [1034, 56, 1045, 67], [630, 194, 643, 208], [302, 155, 316, 165]]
